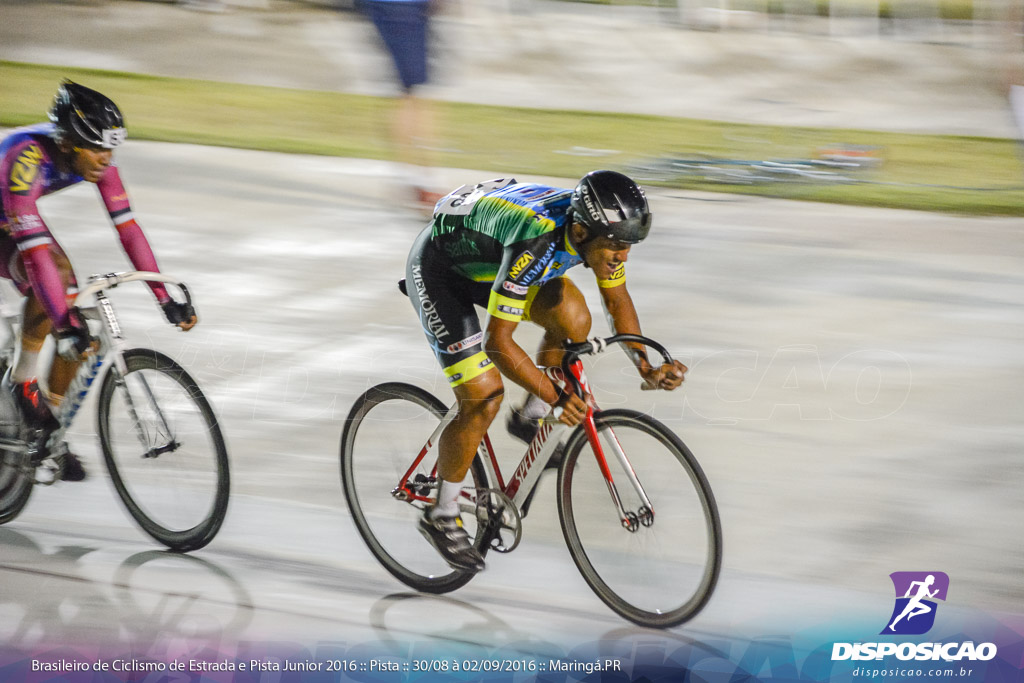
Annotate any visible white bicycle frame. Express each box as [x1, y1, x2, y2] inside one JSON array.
[[0, 271, 188, 483]]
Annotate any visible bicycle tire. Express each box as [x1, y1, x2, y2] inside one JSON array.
[[97, 348, 230, 552], [0, 448, 32, 525], [340, 382, 489, 594], [557, 409, 721, 628], [0, 361, 32, 525]]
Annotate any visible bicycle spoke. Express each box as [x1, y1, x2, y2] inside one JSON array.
[[120, 372, 182, 458], [133, 371, 178, 445]]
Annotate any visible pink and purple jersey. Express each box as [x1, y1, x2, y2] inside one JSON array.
[[0, 123, 169, 328]]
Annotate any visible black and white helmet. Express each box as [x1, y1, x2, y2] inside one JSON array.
[[49, 80, 126, 149], [570, 170, 652, 244]]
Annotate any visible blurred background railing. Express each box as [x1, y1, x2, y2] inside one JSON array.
[[295, 0, 1022, 47]]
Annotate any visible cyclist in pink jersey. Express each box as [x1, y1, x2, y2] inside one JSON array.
[[0, 81, 197, 480]]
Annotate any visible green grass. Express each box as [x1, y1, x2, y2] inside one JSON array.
[[2, 60, 1021, 215]]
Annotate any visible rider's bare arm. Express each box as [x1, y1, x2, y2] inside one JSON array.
[[599, 282, 651, 371], [483, 316, 559, 404], [600, 282, 687, 390], [483, 316, 586, 424]]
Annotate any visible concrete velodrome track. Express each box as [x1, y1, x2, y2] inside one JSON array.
[[0, 140, 1021, 665]]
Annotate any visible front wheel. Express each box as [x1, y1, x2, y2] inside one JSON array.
[[340, 382, 490, 594], [97, 349, 230, 552], [557, 409, 722, 628]]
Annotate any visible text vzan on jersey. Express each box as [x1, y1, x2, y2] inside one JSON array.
[[832, 642, 997, 661]]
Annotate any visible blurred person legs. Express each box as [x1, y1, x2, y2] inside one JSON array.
[[397, 93, 443, 210], [1012, 86, 1024, 142], [999, 0, 1024, 152], [362, 0, 443, 212]]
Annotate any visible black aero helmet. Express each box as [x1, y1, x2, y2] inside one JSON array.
[[570, 170, 652, 244], [48, 80, 126, 149]]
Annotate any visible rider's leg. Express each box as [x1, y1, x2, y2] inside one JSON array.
[[405, 231, 491, 570], [436, 367, 503, 487], [9, 248, 80, 400], [43, 251, 82, 407], [508, 278, 591, 433], [46, 354, 79, 408], [417, 359, 499, 572], [434, 362, 502, 517], [8, 252, 87, 480], [12, 291, 49, 384], [8, 291, 63, 445], [529, 276, 593, 369]]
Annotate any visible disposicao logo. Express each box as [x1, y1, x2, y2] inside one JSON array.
[[831, 572, 997, 663], [882, 571, 948, 635]]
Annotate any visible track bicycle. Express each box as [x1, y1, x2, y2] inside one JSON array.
[[0, 271, 230, 552], [340, 334, 721, 628]]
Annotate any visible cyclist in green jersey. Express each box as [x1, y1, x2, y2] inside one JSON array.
[[405, 170, 687, 571]]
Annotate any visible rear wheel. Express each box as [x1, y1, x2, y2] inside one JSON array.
[[557, 409, 721, 628], [0, 368, 32, 525], [0, 447, 32, 525], [340, 382, 490, 593]]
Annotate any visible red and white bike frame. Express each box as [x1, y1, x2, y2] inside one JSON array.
[[391, 359, 654, 531]]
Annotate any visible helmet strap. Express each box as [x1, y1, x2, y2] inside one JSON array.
[[567, 218, 596, 270], [567, 211, 596, 247], [52, 136, 77, 172]]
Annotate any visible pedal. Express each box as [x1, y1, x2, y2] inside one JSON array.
[[26, 432, 46, 466], [410, 473, 435, 498], [30, 438, 71, 485]]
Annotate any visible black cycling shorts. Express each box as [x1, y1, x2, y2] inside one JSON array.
[[405, 227, 497, 388]]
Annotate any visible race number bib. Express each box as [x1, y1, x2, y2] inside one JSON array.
[[101, 128, 127, 149], [435, 177, 516, 216]]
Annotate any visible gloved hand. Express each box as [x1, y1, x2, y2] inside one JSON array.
[[55, 310, 92, 361], [161, 300, 198, 331]]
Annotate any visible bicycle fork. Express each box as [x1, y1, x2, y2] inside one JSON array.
[[118, 371, 180, 459], [93, 289, 179, 460], [570, 362, 655, 533]]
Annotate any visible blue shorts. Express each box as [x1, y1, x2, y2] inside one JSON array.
[[364, 0, 430, 91]]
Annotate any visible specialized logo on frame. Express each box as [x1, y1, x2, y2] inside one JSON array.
[[881, 571, 949, 635]]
